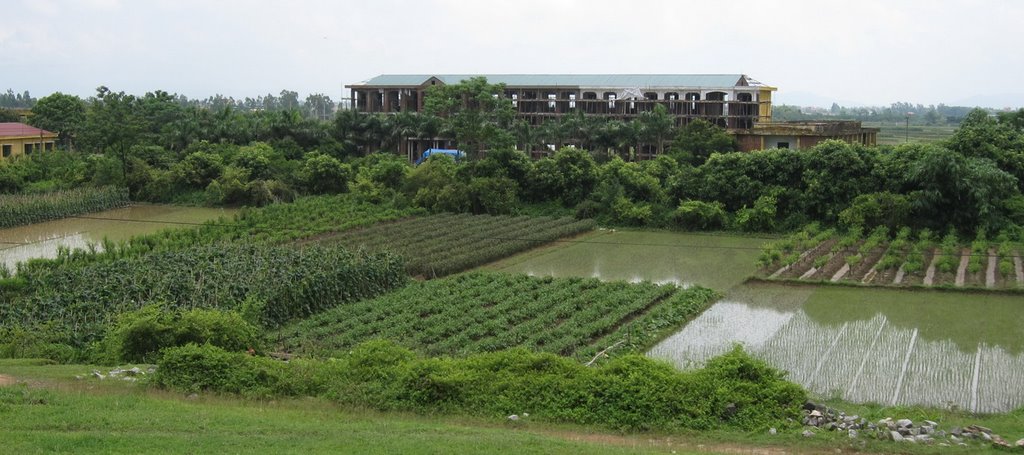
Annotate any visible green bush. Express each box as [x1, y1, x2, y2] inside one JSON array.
[[100, 305, 260, 363], [673, 200, 727, 230], [156, 341, 806, 432], [734, 194, 777, 232]]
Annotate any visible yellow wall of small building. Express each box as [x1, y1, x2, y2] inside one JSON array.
[[0, 136, 58, 160]]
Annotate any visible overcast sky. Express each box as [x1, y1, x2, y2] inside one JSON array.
[[4, 0, 1022, 108]]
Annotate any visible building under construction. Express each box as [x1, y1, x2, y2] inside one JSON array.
[[345, 74, 877, 159]]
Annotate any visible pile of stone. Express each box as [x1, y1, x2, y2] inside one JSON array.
[[794, 401, 1024, 450], [80, 366, 156, 382]]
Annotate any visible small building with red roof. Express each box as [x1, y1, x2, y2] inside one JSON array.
[[0, 123, 58, 160]]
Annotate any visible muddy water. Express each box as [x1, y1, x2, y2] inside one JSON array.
[[0, 204, 236, 271], [485, 229, 1024, 411], [649, 283, 1024, 413], [484, 229, 768, 291]]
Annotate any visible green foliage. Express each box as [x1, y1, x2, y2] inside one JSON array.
[[275, 271, 715, 359], [298, 152, 351, 194], [157, 341, 805, 432], [0, 186, 129, 228], [668, 118, 736, 165], [1, 243, 408, 348], [320, 213, 592, 277], [838, 192, 910, 231], [734, 194, 777, 232], [936, 229, 961, 274], [673, 200, 727, 230], [99, 305, 260, 364]]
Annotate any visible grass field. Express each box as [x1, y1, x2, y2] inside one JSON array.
[[3, 359, 1023, 454], [862, 121, 958, 145]]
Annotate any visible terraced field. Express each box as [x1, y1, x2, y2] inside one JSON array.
[[758, 226, 1024, 290], [273, 271, 718, 359]]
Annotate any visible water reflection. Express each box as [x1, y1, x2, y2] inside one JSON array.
[[650, 283, 1024, 413], [0, 205, 235, 271]]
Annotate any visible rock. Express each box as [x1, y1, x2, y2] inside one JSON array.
[[507, 414, 519, 421], [128, 367, 142, 376], [802, 401, 818, 411], [522, 412, 529, 417], [949, 435, 961, 443], [890, 431, 904, 442], [723, 403, 737, 418], [802, 430, 815, 438], [809, 409, 822, 417], [896, 418, 913, 428], [186, 393, 198, 400], [824, 422, 836, 431], [924, 420, 938, 427], [91, 370, 104, 380], [969, 425, 993, 434], [768, 427, 777, 435], [1016, 438, 1024, 448], [848, 429, 858, 439], [914, 435, 931, 444], [980, 432, 992, 442], [951, 427, 963, 437]]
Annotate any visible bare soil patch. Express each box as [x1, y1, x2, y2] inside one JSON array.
[[0, 374, 16, 386], [779, 239, 836, 279], [845, 246, 886, 282]]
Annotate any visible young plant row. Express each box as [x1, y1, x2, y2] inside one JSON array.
[[0, 243, 407, 350], [759, 226, 1024, 288], [0, 186, 129, 229], [10, 193, 423, 276], [317, 214, 596, 277], [273, 271, 718, 359]]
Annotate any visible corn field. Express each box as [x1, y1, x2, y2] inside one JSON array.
[[0, 186, 129, 228]]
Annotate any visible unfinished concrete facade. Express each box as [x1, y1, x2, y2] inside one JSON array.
[[346, 74, 877, 159], [734, 121, 878, 152], [347, 74, 775, 128]]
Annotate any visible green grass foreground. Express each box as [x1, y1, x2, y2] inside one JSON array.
[[3, 359, 1024, 454], [0, 382, 655, 454]]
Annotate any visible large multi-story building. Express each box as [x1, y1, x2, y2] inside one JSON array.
[[345, 74, 877, 159]]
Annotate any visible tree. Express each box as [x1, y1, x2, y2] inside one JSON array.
[[80, 87, 143, 181], [636, 104, 674, 156], [423, 77, 515, 159], [668, 119, 736, 165], [29, 93, 86, 149]]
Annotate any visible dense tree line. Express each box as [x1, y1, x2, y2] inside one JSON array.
[[3, 82, 1024, 234]]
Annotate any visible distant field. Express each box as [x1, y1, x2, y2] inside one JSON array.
[[863, 121, 958, 145]]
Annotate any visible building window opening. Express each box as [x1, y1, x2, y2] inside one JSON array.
[[777, 142, 789, 149], [45, 142, 54, 152], [2, 144, 11, 157]]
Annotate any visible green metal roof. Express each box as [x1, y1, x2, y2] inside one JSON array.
[[353, 74, 760, 88]]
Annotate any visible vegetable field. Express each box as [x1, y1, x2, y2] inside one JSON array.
[[758, 225, 1024, 290], [273, 271, 719, 359], [0, 186, 129, 228], [313, 213, 595, 277], [0, 243, 407, 347]]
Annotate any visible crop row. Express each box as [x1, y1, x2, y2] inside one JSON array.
[[318, 214, 596, 277], [759, 226, 1024, 289], [0, 186, 129, 229], [12, 193, 424, 275], [273, 271, 719, 359], [0, 243, 407, 347]]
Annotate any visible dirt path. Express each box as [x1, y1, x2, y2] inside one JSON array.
[[986, 249, 997, 288], [546, 430, 825, 455], [1015, 255, 1024, 287], [0, 374, 16, 386], [924, 248, 940, 286], [955, 248, 971, 287]]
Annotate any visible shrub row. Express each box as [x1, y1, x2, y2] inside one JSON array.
[[0, 186, 129, 228], [156, 341, 807, 432]]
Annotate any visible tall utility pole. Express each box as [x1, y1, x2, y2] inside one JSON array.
[[905, 112, 913, 143]]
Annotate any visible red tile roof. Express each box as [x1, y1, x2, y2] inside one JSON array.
[[0, 122, 57, 138]]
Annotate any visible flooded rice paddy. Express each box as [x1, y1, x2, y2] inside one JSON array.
[[0, 204, 235, 271], [485, 229, 768, 291], [490, 229, 1024, 412]]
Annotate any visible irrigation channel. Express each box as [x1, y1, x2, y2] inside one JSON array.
[[488, 229, 1024, 413], [0, 204, 236, 271]]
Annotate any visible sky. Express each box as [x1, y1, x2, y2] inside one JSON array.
[[4, 0, 1023, 108]]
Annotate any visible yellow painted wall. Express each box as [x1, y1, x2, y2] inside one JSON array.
[[0, 136, 57, 160], [758, 87, 775, 123]]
